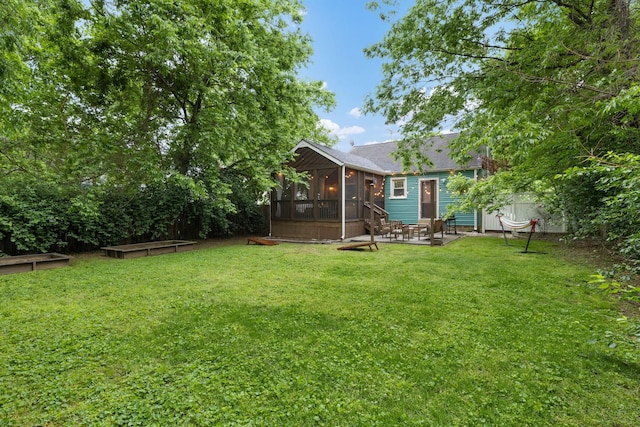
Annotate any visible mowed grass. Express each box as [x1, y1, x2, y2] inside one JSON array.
[[1, 237, 638, 426]]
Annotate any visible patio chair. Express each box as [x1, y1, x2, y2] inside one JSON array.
[[420, 219, 444, 239], [389, 220, 404, 240], [378, 218, 391, 237]]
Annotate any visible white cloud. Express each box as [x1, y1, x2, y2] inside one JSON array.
[[319, 118, 339, 132], [348, 107, 362, 118], [338, 126, 366, 138], [319, 119, 365, 140]]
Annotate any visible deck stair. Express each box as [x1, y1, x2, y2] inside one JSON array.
[[364, 202, 390, 235], [364, 202, 389, 220]]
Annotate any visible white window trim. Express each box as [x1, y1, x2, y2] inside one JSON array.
[[389, 177, 407, 199]]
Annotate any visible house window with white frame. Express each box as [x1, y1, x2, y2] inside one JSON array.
[[390, 177, 407, 199]]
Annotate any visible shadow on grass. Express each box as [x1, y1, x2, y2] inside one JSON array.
[[596, 353, 640, 381]]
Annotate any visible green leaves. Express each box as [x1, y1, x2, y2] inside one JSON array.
[[1, 0, 334, 250], [367, 0, 640, 261], [557, 152, 640, 260]]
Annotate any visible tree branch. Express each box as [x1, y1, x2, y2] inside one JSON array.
[[550, 0, 592, 27], [433, 47, 509, 63], [509, 68, 618, 97]]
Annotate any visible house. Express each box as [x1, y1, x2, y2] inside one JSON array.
[[350, 133, 484, 232], [270, 134, 484, 240]]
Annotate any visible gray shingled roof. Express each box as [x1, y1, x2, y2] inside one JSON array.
[[349, 133, 483, 173]]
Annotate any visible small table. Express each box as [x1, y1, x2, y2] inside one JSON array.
[[402, 225, 415, 240], [406, 224, 427, 240], [445, 216, 457, 234]]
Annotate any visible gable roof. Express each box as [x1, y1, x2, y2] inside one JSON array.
[[294, 139, 386, 174], [349, 133, 484, 173]]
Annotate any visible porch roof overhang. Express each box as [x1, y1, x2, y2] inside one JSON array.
[[293, 140, 386, 176]]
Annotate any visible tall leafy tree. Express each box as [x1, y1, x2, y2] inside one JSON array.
[[86, 0, 333, 191], [365, 0, 640, 256], [0, 0, 334, 251]]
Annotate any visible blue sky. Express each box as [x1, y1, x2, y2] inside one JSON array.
[[298, 0, 412, 152]]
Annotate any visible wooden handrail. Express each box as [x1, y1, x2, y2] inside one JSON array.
[[364, 202, 389, 219]]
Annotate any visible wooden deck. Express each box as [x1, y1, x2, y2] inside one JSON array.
[[347, 231, 464, 246]]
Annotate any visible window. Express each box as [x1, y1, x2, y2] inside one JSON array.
[[390, 177, 407, 199]]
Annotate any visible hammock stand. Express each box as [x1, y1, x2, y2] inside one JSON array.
[[497, 214, 538, 253]]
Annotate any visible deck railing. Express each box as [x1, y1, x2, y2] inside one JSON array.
[[272, 200, 339, 220], [294, 201, 314, 220], [318, 200, 339, 220], [345, 200, 359, 220], [272, 201, 291, 219]]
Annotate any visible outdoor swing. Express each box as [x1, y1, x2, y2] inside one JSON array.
[[497, 214, 538, 253]]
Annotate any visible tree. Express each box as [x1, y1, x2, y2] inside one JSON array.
[[365, 0, 640, 258], [85, 0, 333, 188], [0, 0, 333, 251]]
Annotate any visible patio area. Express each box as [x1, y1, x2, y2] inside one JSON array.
[[347, 230, 465, 246]]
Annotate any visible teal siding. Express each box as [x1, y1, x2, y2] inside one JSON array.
[[385, 170, 477, 226], [385, 174, 420, 224]]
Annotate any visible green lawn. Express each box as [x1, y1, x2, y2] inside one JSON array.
[[1, 237, 638, 426]]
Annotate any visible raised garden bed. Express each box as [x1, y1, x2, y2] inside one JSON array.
[[0, 253, 71, 275], [101, 240, 197, 259]]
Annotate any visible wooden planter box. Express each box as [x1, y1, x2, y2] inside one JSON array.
[[101, 240, 196, 259], [0, 253, 71, 275]]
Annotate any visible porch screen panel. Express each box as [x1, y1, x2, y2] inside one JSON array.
[[373, 176, 385, 209], [318, 168, 339, 220], [345, 168, 358, 220], [294, 176, 313, 220], [273, 174, 293, 219]]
